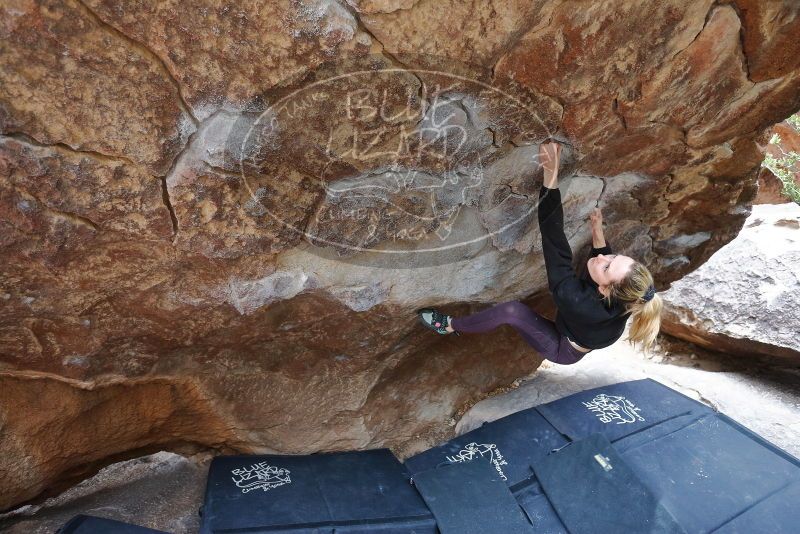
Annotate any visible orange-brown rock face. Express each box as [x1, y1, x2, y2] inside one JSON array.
[[1, 0, 799, 511]]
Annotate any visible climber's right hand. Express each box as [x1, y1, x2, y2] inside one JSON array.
[[539, 141, 562, 188], [589, 207, 603, 229]]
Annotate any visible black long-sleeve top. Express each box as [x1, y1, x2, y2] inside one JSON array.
[[538, 184, 630, 349]]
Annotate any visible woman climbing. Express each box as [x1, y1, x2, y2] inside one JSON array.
[[418, 141, 663, 365]]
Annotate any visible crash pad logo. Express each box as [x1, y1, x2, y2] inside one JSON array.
[[445, 442, 509, 481], [583, 394, 645, 425], [231, 461, 291, 493]]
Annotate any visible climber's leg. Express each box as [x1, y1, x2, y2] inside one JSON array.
[[450, 301, 588, 365]]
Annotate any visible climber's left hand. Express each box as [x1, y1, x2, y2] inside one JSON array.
[[539, 141, 562, 189]]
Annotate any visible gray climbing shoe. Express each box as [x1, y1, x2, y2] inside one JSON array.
[[417, 308, 460, 336]]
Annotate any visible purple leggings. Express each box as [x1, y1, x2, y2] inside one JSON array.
[[449, 300, 590, 365]]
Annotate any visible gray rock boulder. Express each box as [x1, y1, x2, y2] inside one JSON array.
[[661, 202, 800, 361], [0, 452, 210, 534]]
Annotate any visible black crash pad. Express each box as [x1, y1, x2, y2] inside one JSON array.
[[199, 448, 434, 533], [412, 458, 534, 534]]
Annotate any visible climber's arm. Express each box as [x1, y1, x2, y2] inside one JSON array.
[[539, 141, 561, 189], [589, 207, 611, 255], [537, 142, 577, 294], [589, 207, 605, 247]]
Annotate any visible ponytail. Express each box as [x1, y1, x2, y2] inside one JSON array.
[[602, 262, 663, 353], [625, 293, 663, 353]]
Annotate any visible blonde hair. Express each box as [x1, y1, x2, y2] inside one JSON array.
[[602, 262, 663, 353]]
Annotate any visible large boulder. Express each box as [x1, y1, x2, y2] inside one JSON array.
[[0, 452, 209, 534], [662, 202, 800, 361], [2, 0, 800, 510]]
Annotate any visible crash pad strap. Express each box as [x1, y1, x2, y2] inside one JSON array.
[[412, 459, 535, 534], [532, 433, 686, 534]]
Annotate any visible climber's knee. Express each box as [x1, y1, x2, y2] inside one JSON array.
[[500, 301, 529, 319]]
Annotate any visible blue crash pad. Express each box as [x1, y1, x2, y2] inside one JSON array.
[[405, 406, 567, 487], [531, 379, 800, 533], [616, 411, 800, 533], [412, 458, 534, 534], [199, 448, 434, 533], [535, 378, 713, 442], [407, 378, 800, 533], [710, 480, 800, 534], [197, 378, 800, 533], [513, 483, 568, 534], [532, 433, 686, 534]]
